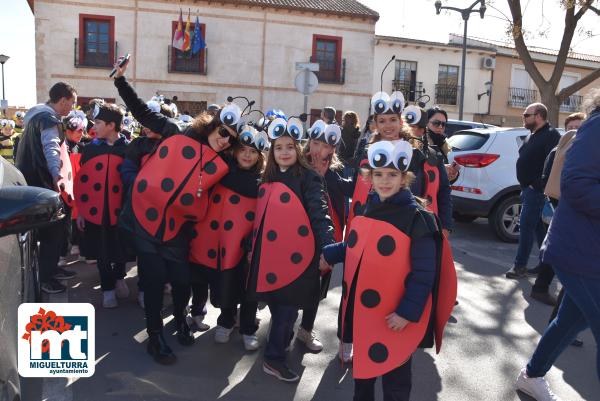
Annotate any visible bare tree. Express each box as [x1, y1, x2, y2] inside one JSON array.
[[507, 0, 600, 125]]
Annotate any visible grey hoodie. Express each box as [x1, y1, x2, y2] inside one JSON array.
[[24, 103, 62, 179]]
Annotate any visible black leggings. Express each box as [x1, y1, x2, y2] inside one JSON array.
[[353, 358, 412, 401], [137, 252, 191, 333]]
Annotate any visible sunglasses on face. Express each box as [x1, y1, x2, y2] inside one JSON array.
[[522, 113, 537, 118], [430, 120, 446, 128], [218, 126, 238, 143]]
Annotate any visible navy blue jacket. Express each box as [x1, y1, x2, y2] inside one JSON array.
[[542, 108, 600, 279], [323, 189, 437, 322]]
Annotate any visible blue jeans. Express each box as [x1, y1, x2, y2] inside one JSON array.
[[265, 304, 298, 362], [514, 187, 546, 268], [526, 267, 600, 380]]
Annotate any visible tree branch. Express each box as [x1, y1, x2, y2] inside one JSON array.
[[507, 0, 546, 89], [548, 4, 578, 88], [557, 67, 600, 100]]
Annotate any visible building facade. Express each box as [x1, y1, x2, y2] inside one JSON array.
[[450, 35, 600, 127], [374, 35, 495, 122], [30, 0, 378, 123]]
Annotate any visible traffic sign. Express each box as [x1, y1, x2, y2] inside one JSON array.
[[295, 62, 319, 72], [295, 69, 318, 95]]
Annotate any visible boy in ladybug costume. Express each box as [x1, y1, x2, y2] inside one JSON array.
[[246, 114, 335, 382], [322, 140, 457, 401], [302, 119, 354, 356], [189, 123, 268, 350], [75, 101, 132, 308], [112, 57, 238, 365]]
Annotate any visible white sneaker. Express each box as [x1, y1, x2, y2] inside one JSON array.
[[243, 334, 259, 351], [70, 245, 80, 256], [516, 368, 562, 401], [115, 279, 130, 299], [296, 327, 323, 353], [138, 291, 145, 309], [77, 255, 86, 262], [102, 290, 118, 308], [214, 325, 234, 343], [164, 283, 172, 294], [85, 259, 97, 265], [58, 257, 67, 267], [339, 342, 353, 363]]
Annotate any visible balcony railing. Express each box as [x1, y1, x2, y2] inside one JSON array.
[[392, 80, 424, 102], [309, 56, 346, 85], [435, 84, 460, 106], [168, 46, 208, 75], [560, 94, 583, 113], [509, 87, 538, 108], [74, 38, 118, 68]]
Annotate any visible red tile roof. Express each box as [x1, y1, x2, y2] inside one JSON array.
[[217, 0, 379, 20]]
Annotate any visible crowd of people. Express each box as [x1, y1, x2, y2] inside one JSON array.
[[7, 53, 600, 401]]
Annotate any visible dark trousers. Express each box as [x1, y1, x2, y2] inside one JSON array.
[[138, 252, 191, 333], [265, 304, 298, 362], [219, 302, 259, 335], [190, 267, 211, 317], [514, 187, 546, 268], [97, 260, 126, 291], [301, 305, 318, 331], [38, 221, 65, 283], [354, 359, 412, 401], [532, 262, 556, 293]]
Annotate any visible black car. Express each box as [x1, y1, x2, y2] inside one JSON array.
[[0, 157, 63, 401]]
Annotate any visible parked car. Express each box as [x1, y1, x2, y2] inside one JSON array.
[[447, 127, 530, 242], [445, 119, 497, 137], [0, 156, 63, 401]]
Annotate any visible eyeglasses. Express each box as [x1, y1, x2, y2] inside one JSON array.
[[430, 120, 446, 128], [218, 126, 238, 143], [522, 113, 537, 118]]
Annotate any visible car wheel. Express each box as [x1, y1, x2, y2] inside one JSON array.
[[489, 195, 521, 243], [453, 212, 478, 223]]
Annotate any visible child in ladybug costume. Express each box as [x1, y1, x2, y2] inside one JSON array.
[[112, 57, 238, 365], [75, 101, 132, 309], [246, 114, 335, 382], [321, 140, 457, 401], [402, 105, 454, 234], [58, 112, 87, 266], [301, 119, 354, 356], [189, 123, 269, 350]]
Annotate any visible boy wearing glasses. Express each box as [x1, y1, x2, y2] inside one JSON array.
[[506, 103, 560, 279]]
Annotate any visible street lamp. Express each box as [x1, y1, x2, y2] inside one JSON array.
[[0, 54, 9, 115], [434, 0, 486, 120], [477, 81, 492, 100]]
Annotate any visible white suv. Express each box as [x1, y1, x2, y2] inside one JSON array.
[[447, 128, 530, 242]]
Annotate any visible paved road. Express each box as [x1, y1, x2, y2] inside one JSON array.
[[24, 219, 598, 401]]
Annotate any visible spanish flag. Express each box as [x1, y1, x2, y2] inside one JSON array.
[[182, 10, 192, 52]]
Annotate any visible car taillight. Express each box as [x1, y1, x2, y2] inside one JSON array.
[[454, 153, 500, 168], [451, 185, 482, 194]]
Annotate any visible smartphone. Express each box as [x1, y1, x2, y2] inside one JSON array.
[[109, 54, 130, 78]]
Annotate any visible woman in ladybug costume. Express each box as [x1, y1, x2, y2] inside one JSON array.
[[246, 115, 334, 382], [401, 105, 454, 234], [74, 102, 133, 309], [302, 119, 354, 356], [322, 140, 457, 401], [189, 124, 268, 351], [112, 58, 239, 365]]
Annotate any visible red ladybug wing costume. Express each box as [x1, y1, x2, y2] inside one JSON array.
[[190, 184, 256, 269], [132, 135, 229, 241], [343, 216, 432, 379], [434, 235, 457, 352], [251, 182, 315, 293], [58, 142, 74, 207], [345, 159, 370, 238], [69, 152, 82, 219], [74, 145, 125, 226], [423, 156, 440, 215]]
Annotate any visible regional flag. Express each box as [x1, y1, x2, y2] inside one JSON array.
[[191, 15, 206, 55], [172, 10, 184, 51], [182, 11, 192, 51]]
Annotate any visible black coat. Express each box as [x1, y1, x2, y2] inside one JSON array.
[[339, 126, 360, 165]]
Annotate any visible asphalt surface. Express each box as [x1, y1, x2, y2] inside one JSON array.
[[23, 218, 598, 401]]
